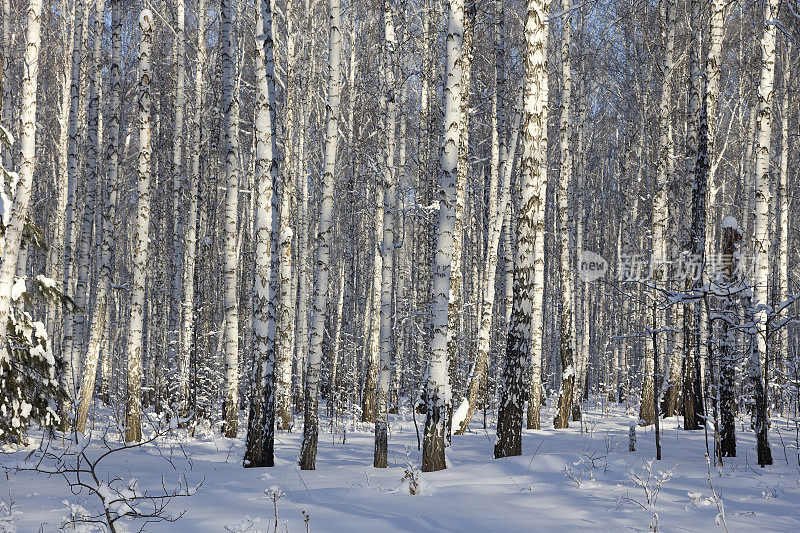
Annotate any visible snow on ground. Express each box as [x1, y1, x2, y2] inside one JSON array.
[[3, 399, 800, 532]]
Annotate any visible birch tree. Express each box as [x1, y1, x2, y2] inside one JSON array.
[[452, 3, 522, 432], [293, 9, 314, 412], [524, 0, 550, 432], [46, 2, 74, 354], [777, 40, 790, 367], [682, 0, 705, 431], [276, 0, 299, 430], [72, 0, 105, 395], [703, 0, 725, 248], [76, 0, 112, 434], [553, 0, 575, 430], [1, 0, 794, 490], [423, 0, 463, 473], [363, 104, 383, 424], [0, 0, 64, 445], [125, 8, 154, 444], [220, 0, 241, 438], [0, 0, 43, 383], [298, 0, 341, 470], [178, 0, 206, 423], [750, 0, 778, 467], [58, 0, 84, 429], [643, 0, 674, 427], [375, 0, 397, 469], [245, 0, 279, 468], [168, 0, 187, 413], [718, 217, 741, 458], [495, 0, 549, 457], [572, 103, 587, 419], [0, 0, 9, 169], [574, 53, 590, 415], [658, 0, 679, 418], [294, 159, 310, 412], [446, 0, 475, 418]]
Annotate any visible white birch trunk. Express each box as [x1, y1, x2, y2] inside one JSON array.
[[572, 58, 589, 420], [168, 0, 186, 412], [363, 177, 383, 422], [58, 0, 84, 427], [276, 215, 294, 429], [179, 0, 206, 422], [72, 0, 104, 384], [496, 0, 549, 456], [554, 0, 575, 430], [718, 218, 741, 457], [47, 4, 74, 348], [446, 2, 475, 418], [454, 7, 520, 432], [124, 8, 154, 443], [375, 0, 397, 468], [294, 151, 309, 411], [777, 40, 790, 365], [75, 0, 111, 434], [502, 199, 513, 330], [422, 0, 463, 473], [244, 0, 279, 468], [751, 0, 779, 466], [98, 1, 119, 408], [703, 0, 725, 252], [453, 95, 521, 436], [643, 0, 674, 427], [741, 103, 758, 243], [0, 0, 10, 169], [220, 0, 240, 438], [298, 0, 342, 470], [0, 0, 43, 368], [524, 0, 550, 433], [329, 263, 346, 415], [276, 0, 298, 430], [683, 0, 709, 432]]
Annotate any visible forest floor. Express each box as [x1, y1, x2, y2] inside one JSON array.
[[3, 399, 800, 532]]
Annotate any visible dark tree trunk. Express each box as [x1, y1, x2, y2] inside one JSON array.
[[422, 388, 446, 471], [495, 337, 525, 458]]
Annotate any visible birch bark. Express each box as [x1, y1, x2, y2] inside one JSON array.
[[46, 3, 74, 350], [718, 218, 740, 458], [751, 0, 778, 467], [168, 0, 187, 411], [58, 0, 84, 429], [220, 0, 241, 438], [73, 0, 105, 379], [777, 41, 790, 367], [276, 0, 298, 430], [0, 0, 10, 169], [244, 0, 279, 468], [423, 0, 463, 473], [496, 0, 549, 456], [643, 0, 674, 427], [125, 8, 154, 443], [451, 13, 521, 432], [179, 0, 206, 422], [554, 1, 575, 430], [0, 0, 43, 371], [681, 0, 706, 431], [375, 0, 397, 468], [76, 0, 113, 434], [524, 0, 550, 433], [446, 0, 475, 419], [298, 0, 341, 470]]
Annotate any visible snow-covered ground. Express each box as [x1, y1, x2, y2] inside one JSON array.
[[3, 400, 800, 532]]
